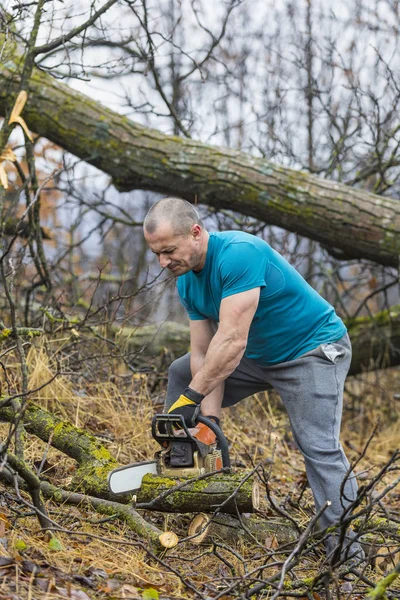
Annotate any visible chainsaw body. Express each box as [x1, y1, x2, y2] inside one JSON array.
[[153, 414, 229, 477], [108, 414, 230, 495]]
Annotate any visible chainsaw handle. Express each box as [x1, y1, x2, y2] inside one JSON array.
[[196, 415, 231, 469]]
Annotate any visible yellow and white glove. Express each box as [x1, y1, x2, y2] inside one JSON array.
[[167, 387, 204, 427]]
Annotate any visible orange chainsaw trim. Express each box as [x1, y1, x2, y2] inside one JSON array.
[[192, 422, 217, 445]]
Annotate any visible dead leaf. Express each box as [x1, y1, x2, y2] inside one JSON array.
[[0, 512, 11, 529], [118, 583, 141, 597], [0, 556, 14, 578], [264, 535, 279, 549], [21, 560, 41, 576], [368, 276, 378, 289], [98, 578, 122, 594], [73, 574, 97, 589], [341, 582, 353, 593], [0, 557, 14, 567], [0, 517, 8, 552], [8, 90, 33, 142], [33, 459, 57, 476]]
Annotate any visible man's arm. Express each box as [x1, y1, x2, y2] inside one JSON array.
[[189, 319, 225, 418], [189, 287, 260, 398]]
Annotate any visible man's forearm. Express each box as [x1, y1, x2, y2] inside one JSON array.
[[190, 353, 225, 417], [189, 330, 246, 397]]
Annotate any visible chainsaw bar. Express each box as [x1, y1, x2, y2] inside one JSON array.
[[108, 460, 158, 494]]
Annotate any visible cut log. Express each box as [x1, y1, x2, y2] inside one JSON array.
[[136, 472, 260, 514], [188, 512, 297, 547]]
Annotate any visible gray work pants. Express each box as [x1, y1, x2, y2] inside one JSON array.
[[166, 333, 358, 531]]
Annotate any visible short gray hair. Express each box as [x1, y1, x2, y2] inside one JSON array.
[[143, 197, 204, 235]]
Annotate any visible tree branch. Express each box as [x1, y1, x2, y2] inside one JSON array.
[[32, 0, 120, 57], [1, 31, 399, 266]]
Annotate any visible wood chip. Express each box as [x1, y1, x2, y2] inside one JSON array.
[[159, 531, 179, 548]]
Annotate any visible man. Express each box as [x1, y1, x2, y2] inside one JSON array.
[[143, 196, 363, 561]]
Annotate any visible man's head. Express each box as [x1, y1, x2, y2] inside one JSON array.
[[143, 197, 208, 275]]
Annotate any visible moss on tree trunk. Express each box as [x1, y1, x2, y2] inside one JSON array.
[[136, 472, 258, 514], [0, 32, 399, 267], [0, 402, 120, 499]]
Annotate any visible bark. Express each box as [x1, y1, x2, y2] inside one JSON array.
[[0, 401, 120, 499], [135, 472, 259, 515], [117, 306, 400, 375], [0, 35, 399, 267], [187, 512, 297, 547], [5, 451, 53, 531]]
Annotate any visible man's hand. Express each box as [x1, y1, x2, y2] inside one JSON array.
[[167, 387, 204, 427]]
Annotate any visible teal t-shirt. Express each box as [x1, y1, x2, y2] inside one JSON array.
[[177, 231, 346, 365]]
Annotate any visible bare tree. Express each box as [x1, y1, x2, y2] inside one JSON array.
[[0, 6, 399, 595]]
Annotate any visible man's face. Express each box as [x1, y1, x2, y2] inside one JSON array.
[[144, 222, 205, 275]]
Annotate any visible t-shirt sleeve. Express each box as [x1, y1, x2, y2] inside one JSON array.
[[219, 242, 267, 299], [178, 295, 207, 320], [177, 281, 207, 320]]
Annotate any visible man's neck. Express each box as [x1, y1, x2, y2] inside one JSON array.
[[193, 230, 209, 273]]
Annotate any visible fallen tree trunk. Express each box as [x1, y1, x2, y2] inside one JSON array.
[[0, 401, 120, 500], [136, 472, 260, 515], [0, 402, 259, 516], [116, 306, 400, 374], [0, 402, 260, 545], [188, 512, 297, 547], [347, 306, 400, 375], [117, 322, 190, 358], [1, 34, 399, 267]]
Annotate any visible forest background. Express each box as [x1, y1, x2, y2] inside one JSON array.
[[0, 0, 399, 598]]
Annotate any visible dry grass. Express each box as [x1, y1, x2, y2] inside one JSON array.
[[0, 338, 399, 599]]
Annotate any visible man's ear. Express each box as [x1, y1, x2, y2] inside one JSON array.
[[191, 224, 202, 239]]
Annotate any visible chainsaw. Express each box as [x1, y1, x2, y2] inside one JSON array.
[[108, 414, 231, 495]]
